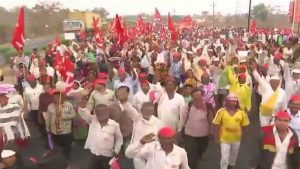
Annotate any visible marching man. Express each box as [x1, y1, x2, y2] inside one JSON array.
[[125, 126, 190, 169]]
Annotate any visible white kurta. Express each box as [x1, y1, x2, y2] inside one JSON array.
[[288, 109, 300, 146], [157, 93, 185, 129]]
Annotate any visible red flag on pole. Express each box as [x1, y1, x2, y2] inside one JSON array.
[[115, 14, 128, 45], [168, 13, 178, 42], [79, 29, 86, 41], [11, 7, 25, 52], [155, 8, 163, 22], [250, 19, 257, 33]]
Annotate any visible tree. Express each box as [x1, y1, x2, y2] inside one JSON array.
[[252, 3, 269, 21], [91, 7, 109, 19], [202, 11, 209, 16]]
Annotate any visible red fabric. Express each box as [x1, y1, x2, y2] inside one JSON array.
[[263, 64, 269, 69], [11, 7, 25, 52], [138, 73, 147, 79], [238, 73, 247, 79], [274, 52, 283, 59], [250, 19, 257, 33], [179, 15, 194, 28], [141, 80, 150, 86], [27, 74, 36, 81], [158, 126, 176, 138], [289, 1, 300, 23], [115, 15, 128, 45], [111, 158, 121, 169], [290, 95, 300, 103], [94, 79, 107, 85], [79, 29, 86, 41], [55, 35, 61, 46], [118, 67, 126, 75], [168, 13, 178, 42], [98, 72, 108, 79], [155, 8, 163, 22], [276, 111, 291, 120]]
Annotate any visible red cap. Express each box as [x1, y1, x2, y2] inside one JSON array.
[[138, 73, 147, 79], [158, 126, 176, 138], [263, 64, 269, 69], [290, 95, 300, 103], [199, 59, 207, 65], [275, 111, 291, 120], [164, 76, 176, 84], [27, 74, 36, 81], [118, 67, 126, 75], [94, 79, 107, 85], [98, 72, 108, 79], [141, 80, 150, 86], [49, 89, 66, 96], [274, 53, 283, 59], [197, 48, 203, 53], [239, 65, 247, 70], [173, 52, 181, 59], [238, 73, 247, 79]]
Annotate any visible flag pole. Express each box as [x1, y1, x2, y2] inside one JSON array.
[[247, 0, 252, 32], [292, 0, 297, 33]]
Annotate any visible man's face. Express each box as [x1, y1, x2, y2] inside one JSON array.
[[141, 83, 150, 93], [275, 117, 290, 131], [141, 105, 154, 120], [0, 95, 8, 106], [95, 106, 109, 123], [43, 85, 51, 93], [28, 80, 37, 88], [2, 155, 16, 167], [158, 135, 175, 149], [165, 82, 176, 93], [116, 88, 129, 103], [94, 83, 105, 91], [292, 73, 300, 80]]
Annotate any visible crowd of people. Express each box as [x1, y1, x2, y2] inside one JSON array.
[[0, 24, 300, 169]]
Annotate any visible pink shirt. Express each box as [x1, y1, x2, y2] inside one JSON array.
[[178, 105, 209, 137]]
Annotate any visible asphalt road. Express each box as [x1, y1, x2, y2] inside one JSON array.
[[1, 63, 261, 169], [18, 99, 261, 169]]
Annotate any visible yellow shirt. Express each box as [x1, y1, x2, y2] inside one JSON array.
[[213, 108, 250, 143], [227, 66, 252, 112]]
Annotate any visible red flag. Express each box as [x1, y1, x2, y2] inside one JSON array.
[[55, 35, 61, 46], [79, 29, 86, 41], [155, 8, 163, 22], [180, 15, 194, 28], [93, 17, 100, 33], [115, 14, 128, 45], [168, 13, 178, 42], [115, 15, 124, 35], [11, 7, 25, 52], [250, 19, 257, 33]]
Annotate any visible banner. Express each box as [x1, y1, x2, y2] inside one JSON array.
[[289, 0, 300, 23]]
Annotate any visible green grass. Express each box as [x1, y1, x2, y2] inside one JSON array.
[[0, 44, 31, 64]]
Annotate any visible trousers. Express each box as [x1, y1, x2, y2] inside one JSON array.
[[220, 141, 241, 169]]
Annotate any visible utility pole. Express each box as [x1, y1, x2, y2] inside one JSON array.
[[212, 2, 216, 27], [247, 0, 252, 32], [292, 0, 298, 33]]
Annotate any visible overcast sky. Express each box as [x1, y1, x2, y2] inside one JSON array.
[[0, 0, 290, 17]]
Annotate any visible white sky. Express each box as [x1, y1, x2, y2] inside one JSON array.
[[0, 0, 290, 17]]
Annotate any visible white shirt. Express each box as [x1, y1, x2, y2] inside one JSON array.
[[24, 84, 43, 110], [288, 109, 300, 146], [253, 70, 287, 114], [133, 90, 151, 112], [131, 116, 163, 144], [126, 141, 190, 169], [78, 108, 123, 157], [157, 93, 186, 129]]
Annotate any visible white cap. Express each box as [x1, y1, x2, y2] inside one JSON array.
[[291, 69, 300, 74], [186, 51, 194, 55], [270, 76, 280, 80], [1, 150, 16, 158]]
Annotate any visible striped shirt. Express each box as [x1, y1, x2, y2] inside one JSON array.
[[45, 102, 76, 135], [0, 103, 30, 141]]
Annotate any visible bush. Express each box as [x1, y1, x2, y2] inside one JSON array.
[[0, 45, 31, 65]]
